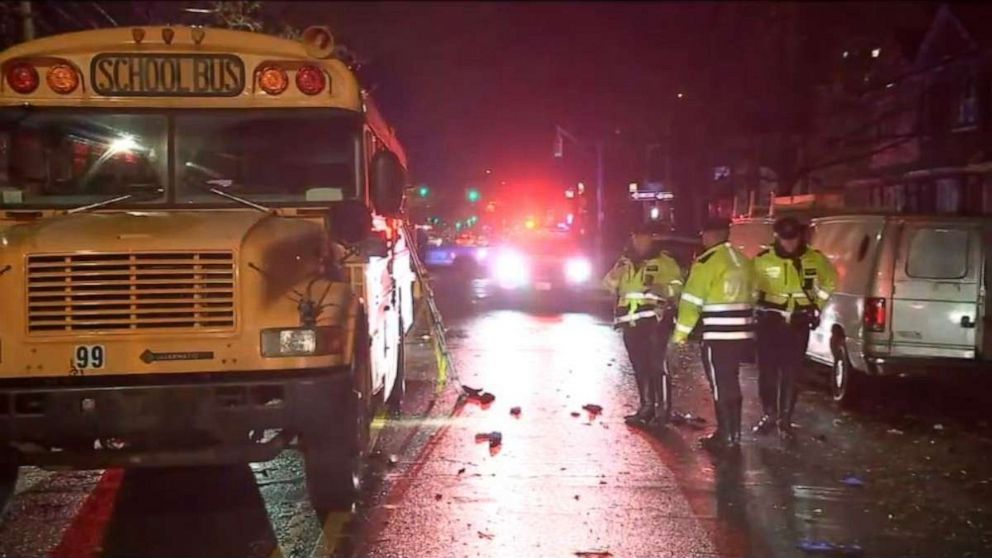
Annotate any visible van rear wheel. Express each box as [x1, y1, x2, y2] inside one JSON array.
[[831, 343, 864, 407]]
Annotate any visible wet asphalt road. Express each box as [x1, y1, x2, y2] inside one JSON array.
[[2, 269, 992, 557]]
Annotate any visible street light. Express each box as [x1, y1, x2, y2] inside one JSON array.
[[467, 188, 481, 203]]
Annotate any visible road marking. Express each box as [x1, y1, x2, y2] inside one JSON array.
[[49, 469, 124, 558]]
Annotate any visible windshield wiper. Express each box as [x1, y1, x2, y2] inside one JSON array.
[[67, 187, 163, 214], [184, 163, 270, 213]]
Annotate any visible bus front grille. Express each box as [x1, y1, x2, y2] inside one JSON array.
[[26, 252, 236, 334]]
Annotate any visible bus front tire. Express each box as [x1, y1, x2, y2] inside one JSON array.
[[304, 325, 372, 513], [0, 462, 18, 515]]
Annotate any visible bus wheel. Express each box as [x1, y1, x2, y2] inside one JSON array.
[[831, 342, 864, 408], [0, 462, 18, 515], [387, 317, 406, 415], [304, 331, 371, 512]]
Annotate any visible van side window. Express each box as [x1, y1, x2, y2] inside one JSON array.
[[906, 228, 969, 279], [856, 235, 870, 262]]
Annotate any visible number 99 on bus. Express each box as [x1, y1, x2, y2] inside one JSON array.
[[74, 345, 106, 370]]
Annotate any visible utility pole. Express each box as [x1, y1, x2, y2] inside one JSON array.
[[556, 125, 608, 268], [20, 0, 34, 42], [595, 140, 604, 267]]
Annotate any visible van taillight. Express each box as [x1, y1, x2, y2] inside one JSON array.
[[864, 297, 887, 332]]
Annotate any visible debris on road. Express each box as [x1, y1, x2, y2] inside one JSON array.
[[575, 551, 613, 558], [887, 428, 905, 435], [582, 404, 603, 416], [510, 406, 522, 417], [840, 475, 865, 487], [388, 454, 399, 466], [670, 412, 706, 425], [462, 385, 496, 407], [571, 411, 581, 418], [477, 531, 494, 540], [435, 493, 443, 501], [457, 467, 466, 475], [934, 423, 945, 431], [475, 431, 503, 449], [797, 539, 864, 556]]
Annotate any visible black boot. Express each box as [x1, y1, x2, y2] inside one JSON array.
[[700, 401, 730, 453], [778, 373, 799, 442], [752, 413, 777, 435], [728, 399, 742, 448]]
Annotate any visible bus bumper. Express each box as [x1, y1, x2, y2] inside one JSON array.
[[0, 368, 351, 469]]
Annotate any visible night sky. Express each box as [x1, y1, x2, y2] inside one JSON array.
[[291, 1, 714, 189], [103, 1, 939, 195]]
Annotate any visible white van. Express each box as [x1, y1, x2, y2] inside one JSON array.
[[805, 215, 992, 404]]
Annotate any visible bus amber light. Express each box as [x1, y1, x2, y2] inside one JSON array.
[[6, 62, 38, 94], [296, 65, 326, 96], [258, 66, 288, 95], [46, 64, 79, 94]]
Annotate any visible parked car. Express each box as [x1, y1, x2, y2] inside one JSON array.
[[805, 214, 992, 404]]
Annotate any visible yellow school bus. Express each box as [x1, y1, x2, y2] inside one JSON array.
[[0, 25, 416, 510]]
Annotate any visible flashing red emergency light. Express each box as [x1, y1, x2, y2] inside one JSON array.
[[296, 65, 326, 95], [6, 62, 38, 94]]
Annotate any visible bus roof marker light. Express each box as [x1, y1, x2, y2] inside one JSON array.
[[191, 27, 206, 45], [6, 62, 39, 94], [259, 66, 289, 95], [296, 65, 326, 96], [47, 64, 78, 94], [162, 28, 175, 45], [131, 28, 146, 44], [301, 26, 335, 59]]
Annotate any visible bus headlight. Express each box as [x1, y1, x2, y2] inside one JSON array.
[[261, 327, 341, 357]]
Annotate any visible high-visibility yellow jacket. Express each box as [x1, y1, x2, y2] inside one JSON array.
[[602, 251, 683, 325], [672, 242, 754, 343], [753, 244, 837, 317]]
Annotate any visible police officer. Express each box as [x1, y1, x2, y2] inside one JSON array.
[[671, 218, 754, 452], [752, 217, 837, 439], [603, 223, 683, 424]]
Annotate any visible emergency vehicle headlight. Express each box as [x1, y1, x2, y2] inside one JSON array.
[[564, 257, 592, 283], [493, 249, 528, 288], [261, 326, 341, 357]]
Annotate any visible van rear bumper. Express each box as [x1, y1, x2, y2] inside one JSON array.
[[0, 368, 350, 468], [864, 356, 990, 377]]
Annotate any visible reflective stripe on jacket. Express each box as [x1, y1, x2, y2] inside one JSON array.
[[673, 242, 754, 342], [602, 251, 683, 318], [753, 245, 837, 315]]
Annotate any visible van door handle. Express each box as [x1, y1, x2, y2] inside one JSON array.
[[961, 316, 976, 328]]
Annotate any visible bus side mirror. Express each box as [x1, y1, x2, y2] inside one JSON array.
[[327, 200, 373, 245], [371, 150, 406, 217]]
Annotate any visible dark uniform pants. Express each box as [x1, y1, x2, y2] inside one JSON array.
[[622, 318, 673, 411], [756, 313, 810, 422], [700, 340, 750, 438]]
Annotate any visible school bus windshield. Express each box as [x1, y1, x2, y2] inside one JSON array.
[[0, 108, 360, 209]]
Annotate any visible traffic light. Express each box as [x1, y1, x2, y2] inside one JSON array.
[[417, 185, 430, 198], [467, 188, 481, 203]]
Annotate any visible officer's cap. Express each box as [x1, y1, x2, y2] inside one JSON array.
[[773, 217, 803, 240], [700, 217, 730, 233]]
